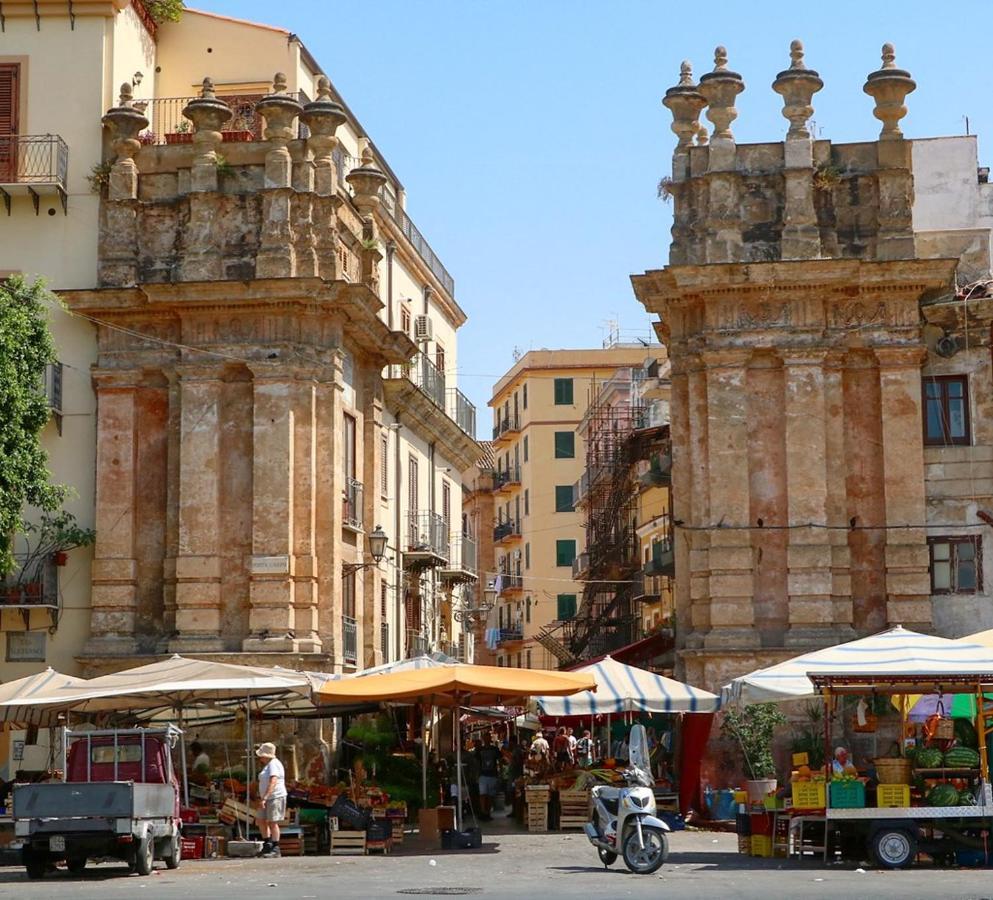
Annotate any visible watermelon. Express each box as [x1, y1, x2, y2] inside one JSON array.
[[943, 746, 981, 769], [959, 789, 977, 806], [916, 748, 944, 769], [927, 783, 961, 807], [954, 718, 979, 749]]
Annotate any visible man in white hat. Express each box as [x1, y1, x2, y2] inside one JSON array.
[[255, 742, 287, 858]]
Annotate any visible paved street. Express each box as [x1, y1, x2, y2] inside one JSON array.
[[0, 830, 990, 899]]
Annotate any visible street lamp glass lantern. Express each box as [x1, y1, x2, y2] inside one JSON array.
[[368, 525, 388, 563], [483, 581, 499, 606]]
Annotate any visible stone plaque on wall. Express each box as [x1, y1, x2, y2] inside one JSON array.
[[250, 555, 290, 575]]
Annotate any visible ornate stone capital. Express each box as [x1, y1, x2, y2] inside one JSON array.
[[863, 43, 915, 140], [772, 40, 823, 140], [873, 345, 927, 368]]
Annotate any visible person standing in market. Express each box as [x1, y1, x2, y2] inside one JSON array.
[[255, 742, 287, 858], [576, 729, 593, 768], [475, 732, 502, 821]]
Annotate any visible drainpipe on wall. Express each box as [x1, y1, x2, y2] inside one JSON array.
[[395, 416, 403, 660], [386, 241, 396, 330], [429, 441, 436, 647]]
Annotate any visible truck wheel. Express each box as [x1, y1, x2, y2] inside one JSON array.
[[23, 848, 47, 880], [165, 836, 181, 870], [871, 829, 917, 868], [66, 856, 87, 875], [134, 837, 154, 876]]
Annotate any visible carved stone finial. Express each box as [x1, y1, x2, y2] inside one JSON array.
[[272, 72, 288, 94], [863, 42, 915, 140], [316, 75, 333, 101], [301, 75, 347, 194], [772, 39, 823, 140], [118, 82, 135, 107], [663, 61, 707, 150], [102, 84, 150, 198], [789, 39, 804, 69], [200, 77, 216, 100], [698, 46, 744, 141], [361, 144, 375, 167], [182, 83, 232, 191]]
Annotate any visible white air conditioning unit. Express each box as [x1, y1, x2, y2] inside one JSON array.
[[414, 314, 433, 343]]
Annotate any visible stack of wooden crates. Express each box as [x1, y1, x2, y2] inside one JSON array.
[[558, 789, 589, 830], [525, 784, 550, 832]]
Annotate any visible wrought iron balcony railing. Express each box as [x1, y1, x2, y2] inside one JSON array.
[[492, 414, 521, 440], [406, 628, 428, 657], [0, 556, 58, 606], [137, 93, 306, 145], [406, 511, 450, 560], [448, 535, 477, 574], [344, 478, 363, 530], [499, 626, 523, 643], [494, 465, 521, 490], [447, 388, 476, 438], [387, 352, 477, 438], [0, 135, 69, 214], [493, 519, 521, 543], [342, 614, 357, 663]]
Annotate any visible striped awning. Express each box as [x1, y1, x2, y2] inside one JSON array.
[[536, 656, 718, 716], [721, 625, 993, 705]]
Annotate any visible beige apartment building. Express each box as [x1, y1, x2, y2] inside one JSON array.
[[0, 2, 480, 690], [633, 43, 993, 691], [482, 347, 656, 668]]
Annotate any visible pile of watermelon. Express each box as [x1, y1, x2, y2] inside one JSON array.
[[927, 783, 975, 807], [943, 746, 981, 769]]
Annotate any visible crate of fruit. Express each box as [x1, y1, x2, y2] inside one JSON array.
[[829, 780, 865, 809], [790, 781, 825, 809], [876, 784, 910, 808]]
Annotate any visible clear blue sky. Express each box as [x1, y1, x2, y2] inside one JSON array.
[[197, 0, 992, 423]]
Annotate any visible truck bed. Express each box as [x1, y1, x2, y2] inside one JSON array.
[[13, 782, 176, 822]]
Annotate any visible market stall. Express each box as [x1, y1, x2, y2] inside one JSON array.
[[722, 626, 993, 867]]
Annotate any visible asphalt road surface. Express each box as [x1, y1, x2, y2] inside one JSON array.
[[0, 830, 991, 899]]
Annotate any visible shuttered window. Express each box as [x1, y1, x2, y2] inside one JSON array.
[[0, 65, 18, 137]]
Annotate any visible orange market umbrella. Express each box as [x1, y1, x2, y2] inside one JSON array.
[[316, 663, 595, 831]]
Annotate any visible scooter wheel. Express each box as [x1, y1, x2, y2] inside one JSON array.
[[621, 826, 667, 875], [598, 847, 617, 867]]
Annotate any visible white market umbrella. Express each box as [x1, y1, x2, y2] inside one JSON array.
[[536, 656, 719, 716], [0, 668, 89, 726]]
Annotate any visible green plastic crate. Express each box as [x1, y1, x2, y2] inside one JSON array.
[[298, 807, 329, 824], [829, 780, 865, 809]]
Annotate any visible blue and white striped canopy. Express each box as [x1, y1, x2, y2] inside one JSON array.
[[720, 625, 993, 706], [535, 656, 719, 716]]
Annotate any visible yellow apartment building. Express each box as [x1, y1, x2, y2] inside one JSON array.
[[484, 347, 655, 668]]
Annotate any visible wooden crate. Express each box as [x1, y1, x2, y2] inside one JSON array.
[[330, 830, 367, 855], [280, 837, 303, 857], [391, 822, 405, 845], [527, 803, 549, 832], [366, 836, 392, 855], [558, 790, 589, 830]]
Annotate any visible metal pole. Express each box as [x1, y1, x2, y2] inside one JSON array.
[[246, 694, 252, 840], [422, 705, 429, 808], [177, 706, 189, 808], [455, 696, 462, 832]]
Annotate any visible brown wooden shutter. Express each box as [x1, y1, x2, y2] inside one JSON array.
[[0, 64, 19, 136]]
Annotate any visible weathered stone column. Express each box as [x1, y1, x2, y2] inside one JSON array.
[[698, 47, 744, 263], [86, 370, 141, 655], [875, 346, 931, 630], [179, 80, 231, 281], [773, 41, 822, 260], [244, 362, 298, 652], [292, 367, 322, 653], [668, 356, 693, 651], [256, 74, 304, 278], [302, 76, 347, 281], [864, 44, 916, 260], [684, 354, 711, 647], [782, 348, 835, 645], [346, 143, 387, 294], [170, 365, 225, 652], [701, 348, 757, 649], [823, 350, 854, 635], [663, 62, 706, 266], [98, 84, 148, 286], [361, 366, 385, 666]]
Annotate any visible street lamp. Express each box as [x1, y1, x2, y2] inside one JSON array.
[[342, 525, 388, 574], [453, 580, 498, 625]]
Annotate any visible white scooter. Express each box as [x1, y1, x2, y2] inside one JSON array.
[[584, 723, 670, 875]]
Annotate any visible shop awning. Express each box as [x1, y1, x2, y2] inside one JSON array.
[[536, 656, 718, 716], [0, 668, 88, 725], [721, 625, 993, 705], [315, 663, 595, 706]]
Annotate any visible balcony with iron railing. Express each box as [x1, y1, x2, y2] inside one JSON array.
[[0, 135, 69, 215], [492, 413, 521, 442], [406, 628, 429, 657], [343, 478, 364, 531], [137, 93, 307, 145], [493, 519, 522, 543], [0, 556, 58, 609], [645, 542, 675, 577], [440, 534, 477, 583], [499, 625, 524, 644], [497, 572, 523, 594], [404, 511, 450, 567], [342, 615, 357, 663], [386, 351, 477, 439], [494, 465, 521, 492]]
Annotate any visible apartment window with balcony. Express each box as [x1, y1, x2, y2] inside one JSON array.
[[554, 431, 575, 459], [435, 343, 446, 374], [556, 539, 576, 567], [929, 536, 982, 594], [523, 436, 529, 462], [923, 375, 970, 446], [557, 593, 577, 620], [554, 378, 574, 405], [555, 485, 574, 513]]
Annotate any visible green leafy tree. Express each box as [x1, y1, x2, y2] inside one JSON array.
[[720, 703, 788, 780], [0, 277, 65, 578], [144, 0, 183, 23]]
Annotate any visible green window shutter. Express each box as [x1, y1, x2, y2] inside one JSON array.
[[556, 594, 577, 619], [525, 543, 530, 569], [554, 378, 574, 405], [554, 431, 575, 458], [555, 485, 574, 513], [524, 489, 529, 516], [523, 435, 528, 462], [555, 539, 576, 567]]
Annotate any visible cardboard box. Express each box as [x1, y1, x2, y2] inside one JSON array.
[[417, 806, 455, 840]]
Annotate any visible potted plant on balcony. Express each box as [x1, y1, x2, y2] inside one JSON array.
[[222, 128, 253, 143], [720, 703, 787, 804], [138, 130, 157, 145], [15, 511, 96, 606], [165, 121, 193, 144]]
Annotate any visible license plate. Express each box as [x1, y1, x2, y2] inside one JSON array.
[[49, 836, 65, 852]]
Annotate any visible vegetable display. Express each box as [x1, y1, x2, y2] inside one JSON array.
[[926, 783, 961, 807], [943, 746, 981, 769], [914, 747, 944, 769]]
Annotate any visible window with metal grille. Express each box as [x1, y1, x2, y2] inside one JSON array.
[[929, 536, 982, 594], [380, 581, 388, 617], [554, 431, 575, 458], [923, 375, 970, 446], [554, 378, 573, 405], [525, 543, 530, 569]]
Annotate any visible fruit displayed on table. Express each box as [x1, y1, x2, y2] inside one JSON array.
[[943, 746, 980, 769], [915, 747, 944, 769], [926, 783, 961, 807]]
